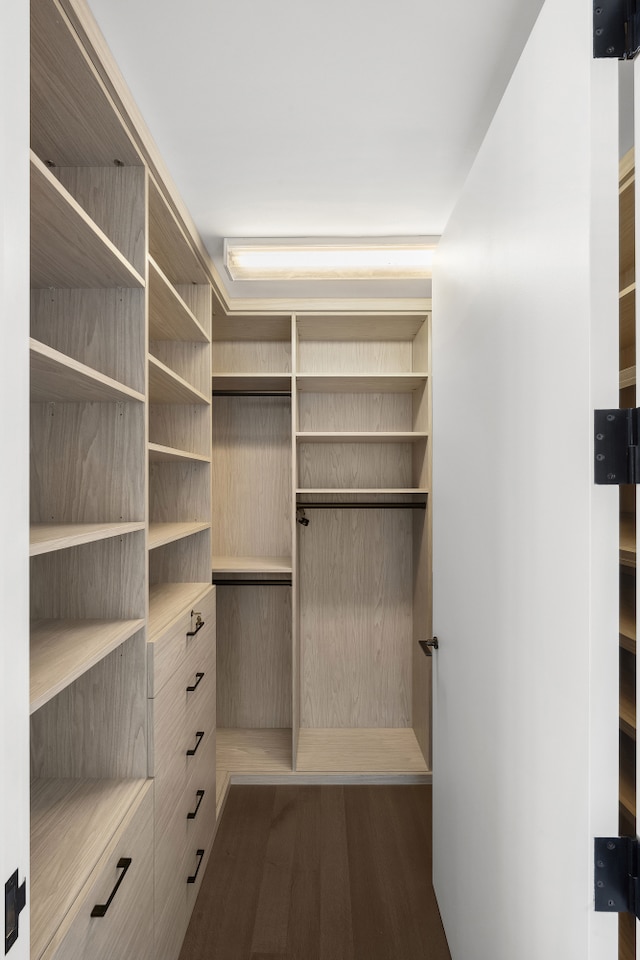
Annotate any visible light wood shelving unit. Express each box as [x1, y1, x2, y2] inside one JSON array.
[[618, 147, 636, 960]]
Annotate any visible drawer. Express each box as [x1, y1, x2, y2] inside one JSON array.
[[42, 782, 154, 960], [148, 586, 216, 697]]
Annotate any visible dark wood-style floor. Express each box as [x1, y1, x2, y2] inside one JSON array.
[[179, 784, 451, 960]]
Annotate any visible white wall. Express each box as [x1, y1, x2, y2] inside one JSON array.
[[1, 0, 30, 955], [431, 0, 620, 957]]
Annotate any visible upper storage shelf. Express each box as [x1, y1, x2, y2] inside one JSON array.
[[30, 154, 145, 289], [148, 178, 209, 287], [296, 374, 428, 392], [30, 339, 144, 404], [148, 258, 209, 342], [148, 355, 210, 404]]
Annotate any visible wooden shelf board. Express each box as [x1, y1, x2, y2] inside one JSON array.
[[148, 354, 209, 405], [296, 374, 428, 393], [296, 728, 429, 774], [30, 618, 144, 714], [148, 442, 210, 464], [212, 555, 293, 574], [211, 315, 292, 341], [148, 257, 209, 342], [148, 521, 210, 550], [148, 177, 209, 286], [297, 315, 426, 341], [296, 431, 428, 444], [31, 778, 149, 960], [620, 365, 636, 390], [30, 153, 144, 290], [30, 339, 144, 404], [297, 487, 429, 496], [30, 521, 145, 557], [621, 513, 636, 568], [212, 373, 292, 393], [148, 581, 211, 643]]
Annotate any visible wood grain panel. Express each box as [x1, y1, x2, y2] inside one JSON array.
[[148, 259, 209, 342], [149, 404, 211, 456], [412, 316, 430, 371], [30, 531, 145, 619], [38, 782, 154, 960], [149, 528, 211, 586], [30, 633, 147, 778], [296, 729, 429, 773], [149, 443, 210, 464], [297, 374, 427, 393], [30, 339, 144, 403], [149, 461, 210, 523], [30, 287, 145, 394], [30, 618, 144, 713], [31, 0, 141, 166], [298, 441, 412, 490], [30, 154, 144, 289], [211, 397, 291, 558], [30, 779, 149, 960], [298, 340, 411, 374], [620, 285, 635, 370], [148, 355, 209, 404], [212, 373, 291, 393], [212, 315, 292, 341], [297, 316, 424, 340], [147, 586, 215, 697], [298, 392, 412, 432], [30, 401, 145, 522], [175, 284, 213, 337], [299, 509, 412, 727], [620, 178, 635, 291], [148, 177, 208, 285], [150, 341, 210, 396], [212, 340, 292, 373], [149, 521, 211, 550], [217, 586, 292, 728], [56, 165, 146, 274], [29, 521, 146, 557]]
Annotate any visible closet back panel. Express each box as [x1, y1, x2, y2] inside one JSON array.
[[299, 508, 413, 727], [298, 442, 413, 489], [148, 529, 211, 585], [217, 586, 292, 728], [298, 393, 413, 432], [211, 396, 291, 557], [212, 341, 291, 373], [298, 341, 412, 373]]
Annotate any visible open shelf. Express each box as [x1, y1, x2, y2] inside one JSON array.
[[216, 729, 293, 812], [148, 582, 211, 642], [30, 153, 144, 290], [148, 442, 210, 464], [212, 555, 292, 575], [148, 257, 209, 343], [30, 618, 144, 713], [30, 521, 145, 557], [30, 338, 144, 404], [296, 729, 430, 774], [148, 355, 209, 405], [212, 373, 292, 394], [148, 178, 209, 286], [148, 521, 210, 551], [296, 431, 428, 444], [30, 778, 148, 960], [296, 373, 428, 393]]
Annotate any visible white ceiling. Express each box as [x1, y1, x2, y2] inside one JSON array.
[[88, 0, 545, 303]]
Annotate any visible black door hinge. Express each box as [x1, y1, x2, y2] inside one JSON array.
[[594, 0, 640, 58], [595, 837, 640, 917], [594, 409, 640, 483], [5, 870, 26, 954]]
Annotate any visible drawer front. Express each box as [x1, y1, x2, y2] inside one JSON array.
[[149, 586, 216, 697], [42, 782, 154, 960]]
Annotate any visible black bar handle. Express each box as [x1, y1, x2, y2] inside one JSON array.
[[186, 611, 204, 637], [187, 789, 205, 820], [187, 849, 205, 884], [186, 671, 205, 693], [186, 731, 205, 756], [90, 857, 132, 917]]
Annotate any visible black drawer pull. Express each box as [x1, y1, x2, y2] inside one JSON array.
[[187, 611, 204, 637], [186, 731, 205, 756], [186, 671, 204, 693], [187, 849, 205, 884], [187, 789, 205, 820], [90, 857, 132, 917]]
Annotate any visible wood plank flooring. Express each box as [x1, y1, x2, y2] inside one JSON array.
[[179, 784, 451, 960]]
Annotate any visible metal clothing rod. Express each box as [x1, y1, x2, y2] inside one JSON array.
[[212, 577, 293, 586], [297, 501, 426, 510], [212, 391, 292, 398]]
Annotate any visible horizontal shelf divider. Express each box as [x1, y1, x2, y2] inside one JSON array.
[[297, 501, 427, 510], [30, 618, 145, 714], [211, 555, 293, 574], [148, 442, 210, 464], [30, 152, 144, 290], [148, 256, 209, 342], [296, 431, 428, 444], [296, 373, 428, 393], [30, 521, 145, 556], [148, 521, 210, 550], [30, 338, 144, 404], [148, 354, 210, 404]]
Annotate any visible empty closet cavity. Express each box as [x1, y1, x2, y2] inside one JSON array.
[[294, 314, 432, 773]]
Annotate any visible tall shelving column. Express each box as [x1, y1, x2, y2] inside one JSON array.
[[30, 0, 153, 957], [618, 146, 636, 960]]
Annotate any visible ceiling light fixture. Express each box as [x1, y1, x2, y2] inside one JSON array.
[[224, 238, 437, 281]]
